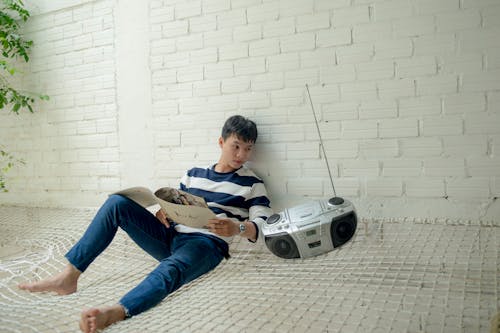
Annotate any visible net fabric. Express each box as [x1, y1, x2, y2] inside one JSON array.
[[0, 206, 498, 333]]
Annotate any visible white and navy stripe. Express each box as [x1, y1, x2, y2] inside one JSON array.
[[176, 164, 272, 243]]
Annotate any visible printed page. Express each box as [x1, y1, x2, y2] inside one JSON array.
[[156, 197, 216, 229], [113, 186, 216, 228], [154, 187, 208, 207], [113, 187, 159, 208]]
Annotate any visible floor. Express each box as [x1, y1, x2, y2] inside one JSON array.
[[0, 205, 498, 332]]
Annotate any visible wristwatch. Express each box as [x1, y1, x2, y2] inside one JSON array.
[[239, 222, 246, 234]]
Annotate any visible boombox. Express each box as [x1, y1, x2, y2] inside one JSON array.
[[262, 197, 357, 259], [262, 84, 358, 259]]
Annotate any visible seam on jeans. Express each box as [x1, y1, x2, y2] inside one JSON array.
[[64, 255, 85, 273], [119, 302, 131, 318]]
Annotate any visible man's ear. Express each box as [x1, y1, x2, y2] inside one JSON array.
[[218, 136, 224, 148]]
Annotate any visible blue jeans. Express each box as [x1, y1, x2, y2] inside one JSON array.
[[65, 194, 225, 317]]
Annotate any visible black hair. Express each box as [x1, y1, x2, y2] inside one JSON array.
[[221, 115, 258, 143]]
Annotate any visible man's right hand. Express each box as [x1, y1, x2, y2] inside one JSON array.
[[155, 209, 171, 228]]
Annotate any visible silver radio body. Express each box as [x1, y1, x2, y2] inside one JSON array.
[[262, 197, 357, 259]]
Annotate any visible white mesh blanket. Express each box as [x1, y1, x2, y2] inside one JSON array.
[[0, 206, 498, 333]]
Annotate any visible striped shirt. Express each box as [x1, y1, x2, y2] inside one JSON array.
[[176, 164, 273, 243]]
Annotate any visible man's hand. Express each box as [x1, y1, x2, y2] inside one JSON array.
[[155, 209, 171, 228], [206, 218, 239, 237]]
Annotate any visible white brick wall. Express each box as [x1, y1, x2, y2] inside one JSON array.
[[0, 0, 117, 206], [1, 0, 499, 223], [406, 179, 445, 197]]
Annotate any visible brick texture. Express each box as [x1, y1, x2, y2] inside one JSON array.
[[1, 0, 499, 223]]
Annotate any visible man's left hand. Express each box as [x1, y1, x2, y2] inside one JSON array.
[[206, 218, 239, 237]]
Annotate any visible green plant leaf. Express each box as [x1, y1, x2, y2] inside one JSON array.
[[1, 0, 45, 191]]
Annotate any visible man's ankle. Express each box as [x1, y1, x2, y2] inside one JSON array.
[[64, 263, 82, 277]]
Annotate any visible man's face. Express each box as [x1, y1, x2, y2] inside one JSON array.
[[218, 134, 254, 171]]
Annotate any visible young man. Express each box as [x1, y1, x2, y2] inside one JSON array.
[[18, 115, 272, 333]]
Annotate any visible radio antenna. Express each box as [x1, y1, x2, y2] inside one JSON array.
[[305, 84, 338, 198]]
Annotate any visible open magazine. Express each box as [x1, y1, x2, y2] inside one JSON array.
[[113, 187, 216, 228]]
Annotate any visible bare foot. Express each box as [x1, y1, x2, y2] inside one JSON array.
[[79, 305, 126, 333], [18, 264, 81, 295]]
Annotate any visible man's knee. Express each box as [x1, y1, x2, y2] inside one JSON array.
[[107, 194, 129, 205], [151, 259, 184, 291], [104, 194, 133, 211]]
